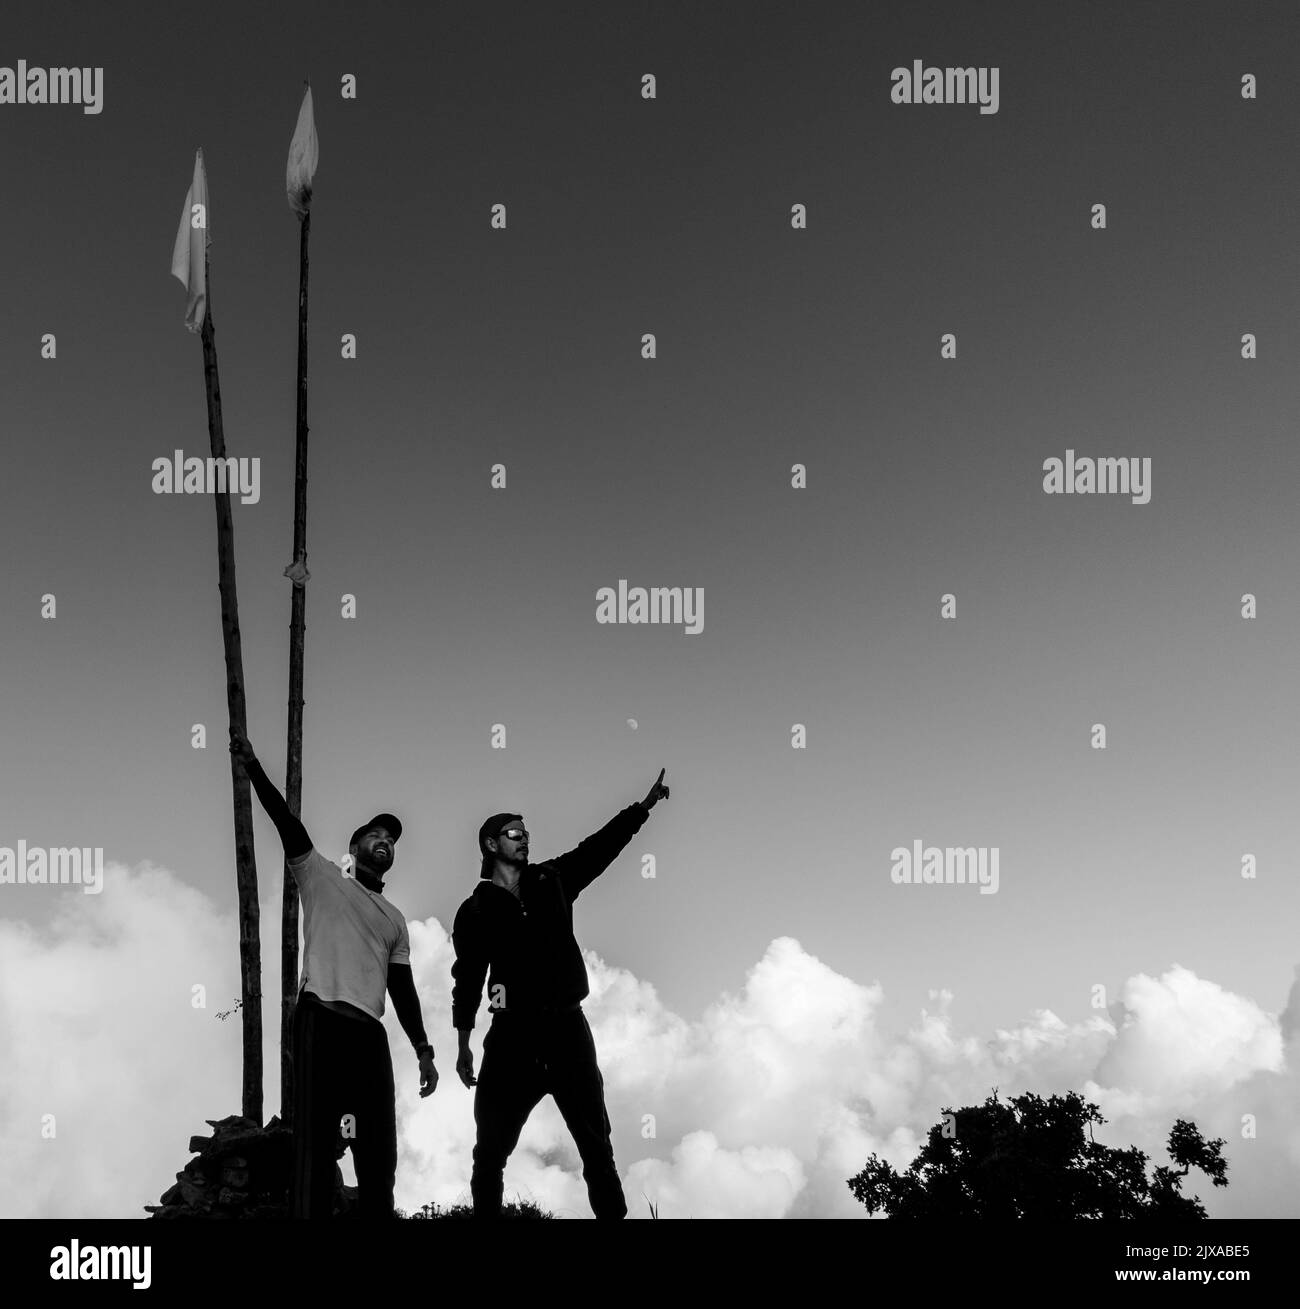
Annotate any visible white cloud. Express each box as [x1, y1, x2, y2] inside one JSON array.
[[2, 869, 1295, 1218], [1093, 965, 1283, 1100], [0, 862, 246, 1218], [624, 1132, 804, 1219], [394, 933, 1296, 1218]]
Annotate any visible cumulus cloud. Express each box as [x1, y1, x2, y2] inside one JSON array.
[[1093, 966, 1283, 1103], [2, 866, 1296, 1218], [625, 1132, 804, 1219], [0, 861, 247, 1218], [395, 933, 1297, 1219], [1080, 967, 1296, 1217]]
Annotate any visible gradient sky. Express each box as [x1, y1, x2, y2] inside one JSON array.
[[2, 0, 1299, 1216]]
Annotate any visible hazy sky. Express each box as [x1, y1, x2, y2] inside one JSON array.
[[2, 0, 1299, 1217]]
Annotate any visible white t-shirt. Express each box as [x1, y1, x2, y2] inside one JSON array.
[[289, 847, 410, 1021]]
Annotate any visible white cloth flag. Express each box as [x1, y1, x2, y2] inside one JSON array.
[[286, 86, 318, 217], [170, 148, 210, 332]]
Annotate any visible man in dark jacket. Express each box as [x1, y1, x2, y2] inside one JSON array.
[[451, 769, 670, 1218]]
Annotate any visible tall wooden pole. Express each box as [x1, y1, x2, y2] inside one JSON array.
[[282, 206, 310, 1125], [199, 248, 264, 1127]]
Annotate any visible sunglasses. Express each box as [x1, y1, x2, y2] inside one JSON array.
[[498, 828, 529, 841]]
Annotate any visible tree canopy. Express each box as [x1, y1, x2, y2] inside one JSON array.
[[847, 1090, 1227, 1218]]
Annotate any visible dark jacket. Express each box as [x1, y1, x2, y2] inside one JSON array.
[[451, 804, 648, 1030]]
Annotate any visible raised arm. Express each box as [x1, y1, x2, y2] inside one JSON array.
[[228, 727, 311, 860], [551, 768, 670, 903]]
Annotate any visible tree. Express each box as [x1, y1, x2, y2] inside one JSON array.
[[847, 1091, 1227, 1218]]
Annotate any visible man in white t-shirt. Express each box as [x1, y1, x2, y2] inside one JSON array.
[[230, 727, 438, 1217]]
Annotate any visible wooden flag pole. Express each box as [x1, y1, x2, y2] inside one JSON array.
[[281, 202, 310, 1126], [198, 248, 264, 1128]]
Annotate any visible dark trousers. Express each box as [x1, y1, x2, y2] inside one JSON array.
[[471, 1007, 626, 1219], [291, 990, 397, 1218]]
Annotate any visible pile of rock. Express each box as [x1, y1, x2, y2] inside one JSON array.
[[145, 1114, 356, 1218]]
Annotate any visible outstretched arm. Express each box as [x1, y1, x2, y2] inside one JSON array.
[[551, 768, 670, 903], [229, 728, 312, 860]]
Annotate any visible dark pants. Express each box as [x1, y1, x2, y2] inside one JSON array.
[[471, 1006, 626, 1219], [291, 990, 397, 1218]]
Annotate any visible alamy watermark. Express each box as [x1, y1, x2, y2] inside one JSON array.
[[890, 841, 999, 895], [152, 451, 261, 505], [1, 843, 104, 894], [596, 580, 704, 634], [1043, 450, 1151, 504], [0, 61, 103, 114], [891, 61, 999, 115], [50, 1242, 150, 1289]]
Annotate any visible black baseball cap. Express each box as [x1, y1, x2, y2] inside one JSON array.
[[478, 812, 522, 855], [478, 812, 522, 878], [350, 813, 403, 849]]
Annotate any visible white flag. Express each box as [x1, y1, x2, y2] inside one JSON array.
[[286, 86, 318, 217], [170, 148, 210, 332]]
